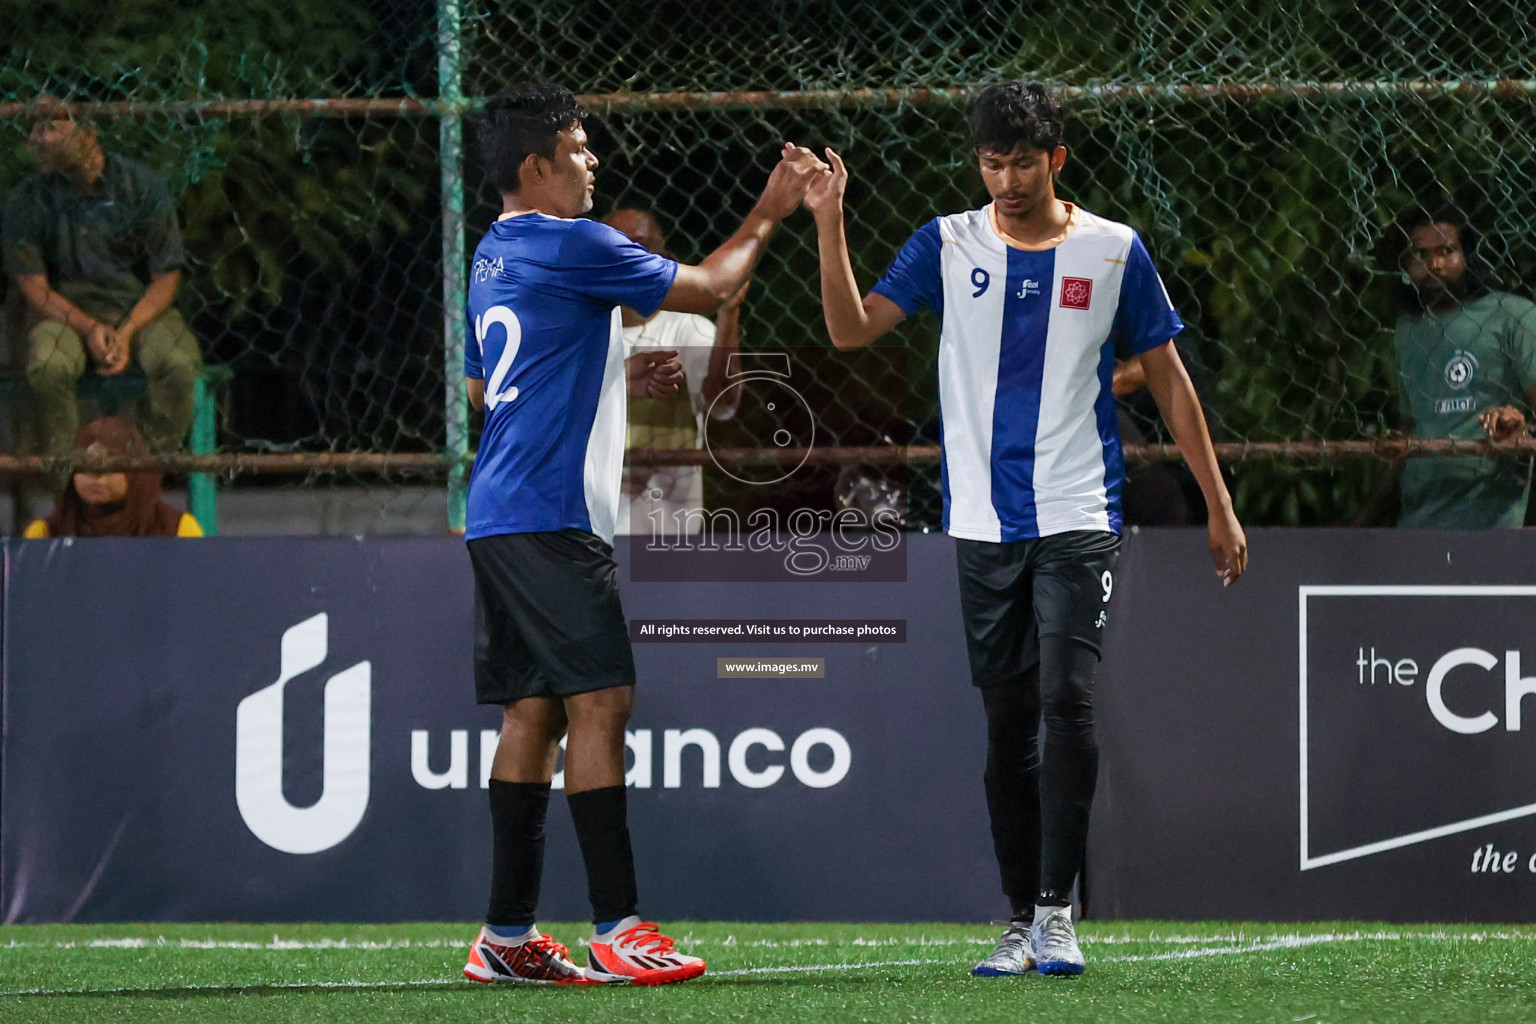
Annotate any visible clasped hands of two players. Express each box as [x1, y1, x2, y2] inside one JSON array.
[[628, 146, 828, 398], [753, 142, 833, 222]]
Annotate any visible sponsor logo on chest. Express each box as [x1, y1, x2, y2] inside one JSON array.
[[1060, 277, 1093, 310], [1444, 349, 1478, 390]]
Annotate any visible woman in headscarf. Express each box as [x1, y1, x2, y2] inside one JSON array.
[[22, 416, 202, 538]]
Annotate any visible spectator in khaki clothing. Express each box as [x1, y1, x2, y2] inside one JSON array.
[[3, 102, 201, 455]]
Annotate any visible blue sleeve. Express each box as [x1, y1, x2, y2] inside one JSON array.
[[463, 303, 483, 379], [871, 219, 943, 317], [1113, 233, 1184, 356], [559, 219, 678, 316]]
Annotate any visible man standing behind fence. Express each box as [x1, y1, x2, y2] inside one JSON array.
[[604, 208, 744, 538], [3, 101, 201, 456], [460, 82, 822, 986], [1388, 203, 1536, 528], [804, 81, 1246, 978]]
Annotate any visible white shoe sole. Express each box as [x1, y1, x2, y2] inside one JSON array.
[[585, 960, 706, 986]]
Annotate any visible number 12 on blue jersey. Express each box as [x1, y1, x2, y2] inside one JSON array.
[[475, 305, 522, 409]]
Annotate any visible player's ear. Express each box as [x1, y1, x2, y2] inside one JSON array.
[[517, 151, 544, 190], [1050, 146, 1068, 178]]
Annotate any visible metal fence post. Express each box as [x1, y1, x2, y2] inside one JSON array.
[[438, 0, 469, 533]]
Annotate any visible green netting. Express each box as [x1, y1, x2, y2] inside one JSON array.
[[4, 0, 1536, 526]]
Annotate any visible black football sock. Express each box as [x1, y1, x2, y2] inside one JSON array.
[[568, 785, 639, 925], [486, 780, 552, 928], [1038, 634, 1101, 901], [980, 676, 1043, 922]]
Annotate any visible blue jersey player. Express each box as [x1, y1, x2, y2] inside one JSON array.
[[460, 83, 823, 987], [805, 82, 1248, 976]]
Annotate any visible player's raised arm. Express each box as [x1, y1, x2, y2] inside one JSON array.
[[1139, 341, 1249, 585], [805, 149, 907, 351], [661, 144, 824, 315]]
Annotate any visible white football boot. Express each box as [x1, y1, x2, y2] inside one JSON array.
[[584, 917, 706, 985], [1031, 904, 1086, 976], [970, 924, 1035, 976]]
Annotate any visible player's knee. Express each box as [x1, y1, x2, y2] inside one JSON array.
[[1041, 687, 1097, 741], [502, 698, 568, 744], [26, 357, 79, 395], [144, 356, 199, 389], [26, 329, 83, 392], [565, 686, 633, 738], [981, 682, 1039, 741], [1039, 697, 1095, 737]]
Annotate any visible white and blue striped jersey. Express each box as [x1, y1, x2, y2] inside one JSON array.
[[464, 214, 678, 544], [872, 205, 1183, 542]]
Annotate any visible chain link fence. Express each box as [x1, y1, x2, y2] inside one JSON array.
[[3, 0, 1535, 530]]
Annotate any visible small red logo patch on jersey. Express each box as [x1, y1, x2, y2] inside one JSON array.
[[1060, 277, 1092, 309], [1056, 277, 1093, 310]]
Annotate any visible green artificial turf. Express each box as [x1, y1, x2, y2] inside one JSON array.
[[2, 920, 1532, 1023]]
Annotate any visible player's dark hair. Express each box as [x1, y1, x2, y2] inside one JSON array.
[[478, 83, 587, 194], [969, 82, 1064, 155], [1382, 201, 1490, 307]]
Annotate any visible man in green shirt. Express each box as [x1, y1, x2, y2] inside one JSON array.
[[1390, 204, 1536, 528], [3, 105, 201, 455]]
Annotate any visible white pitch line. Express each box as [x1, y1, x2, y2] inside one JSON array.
[[1106, 932, 1374, 963], [0, 964, 953, 997], [1095, 929, 1536, 963], [3, 937, 470, 951], [6, 929, 1534, 952], [5, 928, 1536, 997], [0, 978, 461, 997], [709, 958, 945, 977]]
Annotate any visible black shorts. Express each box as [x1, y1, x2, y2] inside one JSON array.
[[955, 530, 1122, 688], [468, 529, 637, 705]]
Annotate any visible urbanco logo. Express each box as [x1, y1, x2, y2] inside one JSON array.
[[235, 613, 372, 855]]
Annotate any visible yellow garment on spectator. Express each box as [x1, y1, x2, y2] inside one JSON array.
[[23, 512, 203, 538], [628, 394, 698, 450]]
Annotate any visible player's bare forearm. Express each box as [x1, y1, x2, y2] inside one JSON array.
[[119, 271, 179, 337], [663, 214, 777, 315], [465, 377, 485, 412], [807, 150, 904, 350], [1141, 341, 1248, 583], [1140, 343, 1225, 507], [663, 145, 824, 316], [812, 208, 904, 350], [814, 207, 865, 349], [14, 273, 98, 335]]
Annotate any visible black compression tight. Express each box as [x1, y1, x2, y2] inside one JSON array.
[[980, 634, 1100, 917]]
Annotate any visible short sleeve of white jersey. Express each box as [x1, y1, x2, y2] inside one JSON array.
[[1111, 233, 1184, 355]]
